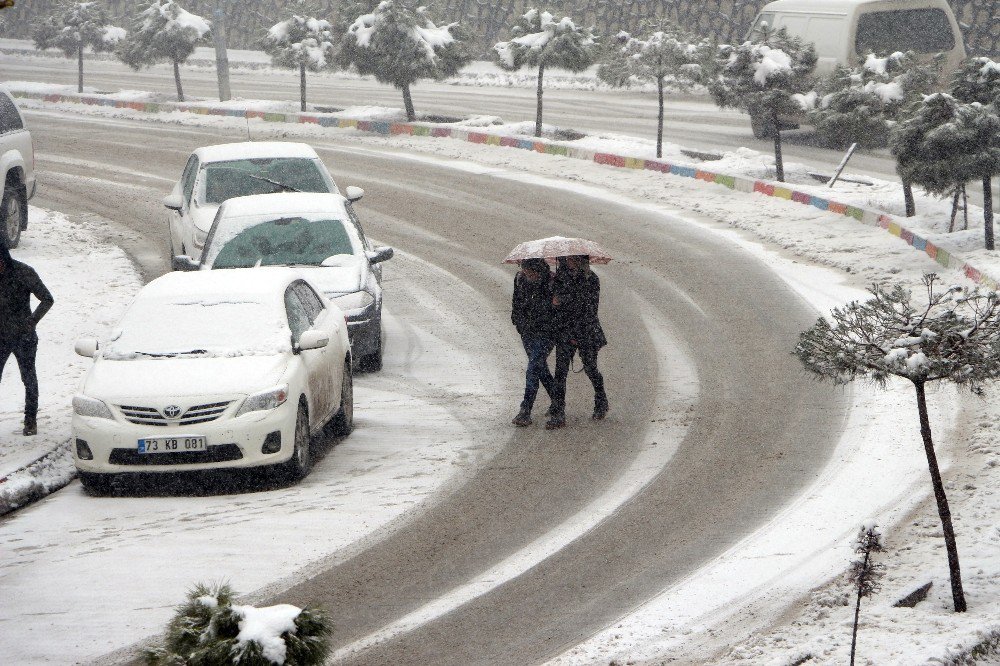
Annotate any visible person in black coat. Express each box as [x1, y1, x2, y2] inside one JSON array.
[[546, 255, 608, 429], [0, 242, 54, 436], [510, 258, 556, 426]]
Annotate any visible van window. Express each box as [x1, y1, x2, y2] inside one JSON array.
[[0, 92, 24, 134], [855, 9, 954, 55]]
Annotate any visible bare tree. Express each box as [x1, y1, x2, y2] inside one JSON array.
[[849, 524, 886, 666]]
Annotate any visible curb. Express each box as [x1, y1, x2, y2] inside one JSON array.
[[12, 88, 998, 290]]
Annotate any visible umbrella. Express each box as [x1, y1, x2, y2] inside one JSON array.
[[503, 236, 612, 265]]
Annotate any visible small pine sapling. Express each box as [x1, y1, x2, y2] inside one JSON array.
[[598, 23, 708, 158], [796, 274, 1000, 612], [32, 1, 125, 93], [494, 8, 598, 138], [848, 524, 886, 666], [264, 7, 336, 112], [709, 24, 816, 181], [338, 0, 471, 122]]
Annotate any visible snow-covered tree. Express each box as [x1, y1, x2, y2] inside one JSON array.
[[709, 25, 816, 182], [796, 274, 1000, 613], [598, 24, 707, 158], [32, 1, 125, 93], [264, 11, 336, 112], [494, 8, 598, 138], [848, 524, 886, 666], [338, 0, 471, 122], [808, 51, 940, 149], [117, 0, 211, 102], [951, 56, 1000, 106], [144, 582, 331, 665], [891, 93, 1000, 249]]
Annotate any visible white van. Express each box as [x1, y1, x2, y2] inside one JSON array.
[[749, 0, 966, 75]]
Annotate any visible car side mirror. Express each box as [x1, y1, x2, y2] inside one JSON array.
[[345, 186, 365, 203], [171, 255, 199, 272], [297, 330, 329, 352], [366, 246, 394, 264], [163, 193, 183, 211], [75, 338, 99, 358]]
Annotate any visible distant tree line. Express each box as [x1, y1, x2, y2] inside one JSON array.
[[3, 0, 999, 58]]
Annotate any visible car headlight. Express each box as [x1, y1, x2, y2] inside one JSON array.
[[330, 291, 375, 313], [72, 395, 114, 420], [236, 385, 288, 417]]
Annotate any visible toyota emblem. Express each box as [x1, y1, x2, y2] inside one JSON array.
[[163, 405, 182, 419]]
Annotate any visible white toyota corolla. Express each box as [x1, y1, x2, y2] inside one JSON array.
[[71, 268, 353, 494]]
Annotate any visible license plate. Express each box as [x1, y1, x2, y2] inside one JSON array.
[[138, 436, 207, 454]]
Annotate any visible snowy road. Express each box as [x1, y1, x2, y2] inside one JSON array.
[[4, 110, 847, 664]]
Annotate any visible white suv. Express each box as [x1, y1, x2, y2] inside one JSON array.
[[0, 88, 36, 248]]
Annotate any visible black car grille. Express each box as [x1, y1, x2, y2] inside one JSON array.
[[117, 401, 232, 427], [108, 444, 243, 466]]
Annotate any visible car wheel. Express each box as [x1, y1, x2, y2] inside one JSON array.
[[282, 402, 312, 481], [358, 329, 383, 372], [331, 361, 354, 436], [79, 472, 114, 496], [1, 184, 26, 249]]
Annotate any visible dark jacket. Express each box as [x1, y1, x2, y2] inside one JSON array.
[[511, 270, 553, 338], [551, 267, 606, 349], [0, 247, 54, 342]]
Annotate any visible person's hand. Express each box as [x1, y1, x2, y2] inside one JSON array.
[[552, 296, 560, 306], [570, 339, 578, 346]]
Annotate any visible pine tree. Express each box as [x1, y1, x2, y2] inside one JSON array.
[[338, 0, 471, 122], [796, 274, 1000, 613], [32, 1, 125, 93], [264, 7, 336, 112], [117, 0, 211, 102], [709, 25, 816, 182], [494, 8, 598, 138], [598, 23, 707, 158], [809, 51, 940, 149], [848, 524, 886, 666]]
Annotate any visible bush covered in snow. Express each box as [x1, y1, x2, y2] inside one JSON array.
[[264, 11, 336, 112], [117, 0, 211, 102], [338, 0, 471, 122], [494, 8, 598, 138], [144, 582, 331, 666], [31, 1, 124, 93]]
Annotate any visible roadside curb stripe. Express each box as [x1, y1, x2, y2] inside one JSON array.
[[14, 89, 995, 288]]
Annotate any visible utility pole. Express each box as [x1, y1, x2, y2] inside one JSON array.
[[212, 0, 231, 101]]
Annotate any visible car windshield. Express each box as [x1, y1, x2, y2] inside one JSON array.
[[207, 216, 359, 269], [201, 158, 328, 204], [104, 297, 291, 359]]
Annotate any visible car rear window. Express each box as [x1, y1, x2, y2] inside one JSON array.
[[0, 92, 24, 134], [855, 9, 955, 55], [211, 217, 356, 269], [201, 158, 329, 204]]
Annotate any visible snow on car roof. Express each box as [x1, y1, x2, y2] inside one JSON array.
[[139, 266, 307, 304], [217, 192, 350, 219], [194, 141, 320, 164]]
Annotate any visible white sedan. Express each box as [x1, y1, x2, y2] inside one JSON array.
[[162, 141, 340, 262], [71, 268, 353, 494]]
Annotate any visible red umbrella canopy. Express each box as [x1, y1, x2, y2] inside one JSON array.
[[503, 236, 612, 264]]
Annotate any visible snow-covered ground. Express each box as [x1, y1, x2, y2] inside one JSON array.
[[2, 89, 999, 664]]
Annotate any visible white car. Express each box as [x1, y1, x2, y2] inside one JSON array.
[[162, 142, 340, 262], [0, 86, 36, 248], [174, 192, 393, 371], [71, 268, 353, 494]]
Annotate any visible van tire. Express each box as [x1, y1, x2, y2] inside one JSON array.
[[2, 184, 26, 249]]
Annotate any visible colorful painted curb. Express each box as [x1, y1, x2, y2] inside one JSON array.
[[14, 89, 997, 290]]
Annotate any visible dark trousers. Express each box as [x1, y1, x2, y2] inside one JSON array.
[[552, 342, 607, 415], [520, 335, 555, 412], [0, 333, 39, 424]]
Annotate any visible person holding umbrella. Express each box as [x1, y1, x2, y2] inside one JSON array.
[[510, 258, 556, 426]]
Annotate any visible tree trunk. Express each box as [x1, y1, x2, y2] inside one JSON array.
[[656, 75, 664, 159], [401, 82, 415, 122], [535, 61, 545, 138], [849, 549, 870, 666], [962, 184, 968, 231], [173, 59, 185, 102], [903, 180, 916, 217], [77, 43, 84, 93], [914, 381, 966, 612], [772, 110, 784, 182], [985, 176, 995, 251], [300, 63, 307, 112], [949, 188, 960, 233]]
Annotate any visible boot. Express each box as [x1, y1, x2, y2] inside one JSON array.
[[592, 394, 609, 421], [545, 412, 566, 430], [511, 409, 532, 427], [23, 419, 37, 436]]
